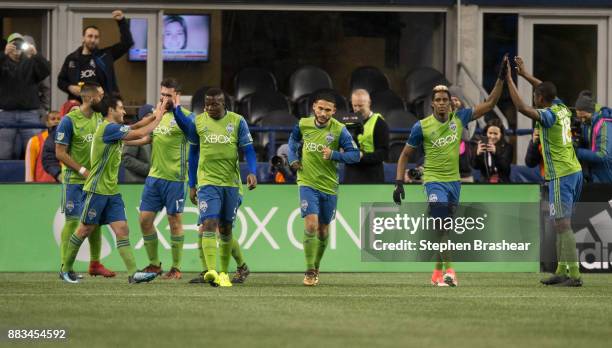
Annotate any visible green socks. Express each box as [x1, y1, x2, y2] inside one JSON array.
[[89, 226, 102, 262], [143, 232, 160, 267], [314, 235, 329, 270], [219, 233, 232, 273], [62, 233, 84, 272], [171, 234, 184, 269], [60, 219, 79, 263], [303, 230, 318, 270], [198, 233, 208, 272], [555, 235, 568, 275], [201, 231, 217, 271], [116, 237, 137, 275], [559, 230, 580, 279], [231, 238, 245, 267]]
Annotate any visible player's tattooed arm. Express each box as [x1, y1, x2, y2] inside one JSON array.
[[506, 60, 541, 122]]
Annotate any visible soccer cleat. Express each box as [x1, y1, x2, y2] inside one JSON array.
[[557, 277, 583, 287], [540, 274, 569, 285], [303, 269, 319, 286], [88, 261, 116, 278], [231, 263, 250, 284], [162, 267, 182, 280], [128, 271, 157, 284], [139, 263, 163, 276], [60, 271, 80, 284], [188, 271, 207, 284], [219, 272, 233, 287], [430, 269, 447, 286], [443, 269, 458, 287], [203, 270, 220, 287], [59, 265, 83, 279]]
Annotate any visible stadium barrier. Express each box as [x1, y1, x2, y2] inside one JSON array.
[[0, 184, 541, 272]]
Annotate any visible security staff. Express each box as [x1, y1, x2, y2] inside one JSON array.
[[344, 89, 390, 183]]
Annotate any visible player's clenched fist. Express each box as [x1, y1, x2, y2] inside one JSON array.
[[322, 147, 333, 160]]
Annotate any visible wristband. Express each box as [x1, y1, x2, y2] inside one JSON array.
[[78, 167, 87, 175]]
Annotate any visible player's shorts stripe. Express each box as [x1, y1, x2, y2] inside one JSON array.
[[179, 139, 186, 181], [90, 144, 112, 193], [80, 192, 94, 223]]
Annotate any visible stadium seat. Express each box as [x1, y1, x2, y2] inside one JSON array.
[[233, 67, 278, 103], [288, 65, 333, 102], [259, 109, 297, 146], [191, 86, 234, 114], [296, 88, 350, 118], [349, 66, 390, 94], [370, 89, 406, 116], [385, 109, 418, 142], [404, 67, 449, 118], [242, 90, 292, 125]]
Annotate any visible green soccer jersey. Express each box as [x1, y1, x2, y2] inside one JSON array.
[[406, 109, 473, 183], [55, 108, 103, 185], [195, 111, 252, 190], [295, 117, 345, 195], [537, 101, 582, 180], [148, 108, 189, 182], [84, 120, 130, 195]]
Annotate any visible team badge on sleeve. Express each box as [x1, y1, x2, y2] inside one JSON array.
[[120, 125, 130, 133], [57, 132, 65, 141]]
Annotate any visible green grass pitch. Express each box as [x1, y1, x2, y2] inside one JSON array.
[[1, 272, 611, 347]]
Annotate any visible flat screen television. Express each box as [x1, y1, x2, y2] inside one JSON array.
[[129, 14, 210, 62]]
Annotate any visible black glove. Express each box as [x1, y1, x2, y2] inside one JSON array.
[[498, 53, 509, 80], [393, 179, 405, 205]]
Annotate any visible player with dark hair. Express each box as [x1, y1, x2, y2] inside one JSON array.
[[506, 56, 583, 287], [60, 95, 166, 284], [393, 56, 506, 287], [55, 82, 115, 278], [288, 92, 360, 286], [129, 77, 190, 280], [171, 87, 257, 287]]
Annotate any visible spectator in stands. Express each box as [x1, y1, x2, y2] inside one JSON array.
[[524, 128, 545, 181], [574, 90, 612, 183], [472, 119, 513, 183], [25, 111, 61, 182], [344, 89, 389, 183], [121, 104, 152, 183], [23, 35, 50, 119], [42, 100, 81, 181], [58, 10, 133, 100], [0, 32, 51, 159]]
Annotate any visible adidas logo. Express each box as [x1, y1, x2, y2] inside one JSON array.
[[574, 200, 612, 270]]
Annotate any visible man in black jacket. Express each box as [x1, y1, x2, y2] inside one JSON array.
[[0, 32, 51, 159], [58, 10, 133, 100], [344, 89, 390, 183]]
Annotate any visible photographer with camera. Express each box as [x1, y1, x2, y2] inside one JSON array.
[[0, 32, 51, 159], [343, 89, 389, 183], [574, 90, 612, 183], [471, 118, 513, 183]]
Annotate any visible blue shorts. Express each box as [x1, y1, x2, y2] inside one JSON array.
[[139, 177, 186, 215], [424, 181, 461, 218], [81, 192, 127, 225], [63, 184, 85, 219], [197, 185, 241, 225], [299, 186, 337, 225], [548, 171, 583, 219]]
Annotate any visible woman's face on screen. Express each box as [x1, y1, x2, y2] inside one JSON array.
[[164, 21, 186, 50]]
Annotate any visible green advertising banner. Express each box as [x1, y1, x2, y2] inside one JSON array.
[[0, 184, 540, 272]]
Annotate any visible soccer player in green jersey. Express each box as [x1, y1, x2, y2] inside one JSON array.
[[128, 78, 190, 280], [60, 95, 166, 284], [288, 93, 360, 286], [55, 82, 115, 278], [393, 56, 506, 287], [172, 88, 257, 287], [506, 57, 583, 287]]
